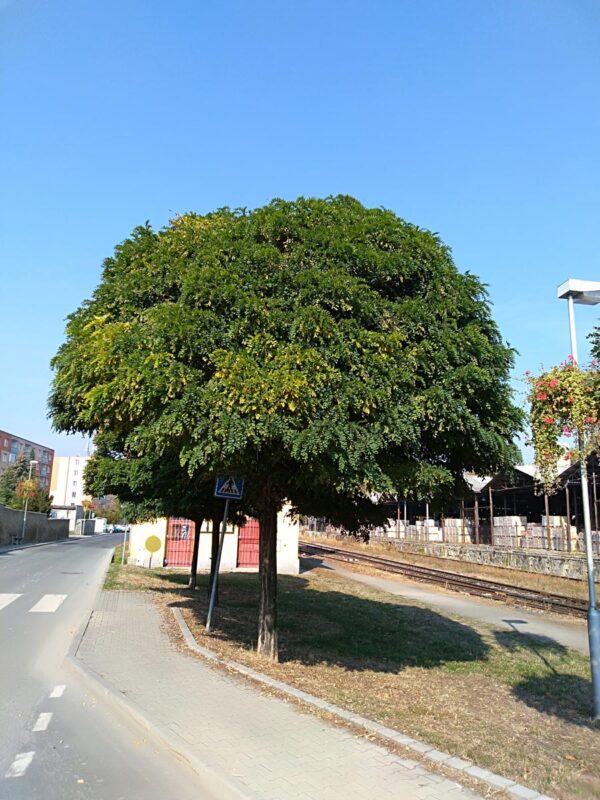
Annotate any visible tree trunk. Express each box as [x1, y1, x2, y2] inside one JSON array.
[[257, 504, 278, 661], [209, 515, 221, 604], [188, 514, 203, 589]]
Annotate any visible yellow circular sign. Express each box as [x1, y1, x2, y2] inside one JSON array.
[[145, 535, 161, 554]]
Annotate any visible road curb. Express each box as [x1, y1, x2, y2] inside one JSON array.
[[172, 608, 555, 800], [69, 614, 254, 800], [0, 537, 78, 554]]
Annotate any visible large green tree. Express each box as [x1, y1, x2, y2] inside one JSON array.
[[50, 196, 521, 658]]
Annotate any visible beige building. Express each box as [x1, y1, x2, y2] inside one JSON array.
[[50, 455, 92, 507]]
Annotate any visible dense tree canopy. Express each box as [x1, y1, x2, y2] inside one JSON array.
[[50, 196, 522, 657]]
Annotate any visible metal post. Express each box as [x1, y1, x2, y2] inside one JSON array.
[[544, 493, 552, 550], [396, 496, 400, 538], [474, 493, 480, 545], [567, 295, 600, 720], [488, 486, 494, 546], [565, 484, 572, 553], [21, 461, 35, 543], [206, 498, 230, 632], [121, 527, 128, 565], [593, 471, 599, 553]]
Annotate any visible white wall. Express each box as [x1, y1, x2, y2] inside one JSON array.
[[128, 519, 168, 567]]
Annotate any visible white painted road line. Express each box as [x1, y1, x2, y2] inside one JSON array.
[[0, 593, 22, 611], [5, 751, 34, 778], [29, 594, 67, 613], [49, 684, 65, 698], [32, 712, 52, 732]]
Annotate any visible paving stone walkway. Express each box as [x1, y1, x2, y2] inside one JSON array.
[[77, 591, 481, 800]]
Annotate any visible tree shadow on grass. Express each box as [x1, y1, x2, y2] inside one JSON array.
[[156, 569, 489, 674], [494, 629, 595, 727]]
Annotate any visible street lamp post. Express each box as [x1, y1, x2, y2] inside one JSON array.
[[557, 278, 600, 720], [21, 459, 39, 543]]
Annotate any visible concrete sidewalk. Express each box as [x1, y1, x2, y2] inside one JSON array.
[[312, 558, 589, 654], [75, 591, 481, 800]]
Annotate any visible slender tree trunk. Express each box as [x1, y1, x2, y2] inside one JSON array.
[[257, 504, 278, 661], [209, 515, 221, 604], [188, 514, 203, 589]]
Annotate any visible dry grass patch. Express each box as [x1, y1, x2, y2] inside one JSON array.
[[105, 559, 599, 800]]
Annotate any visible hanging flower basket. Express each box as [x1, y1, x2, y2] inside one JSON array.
[[526, 358, 600, 493]]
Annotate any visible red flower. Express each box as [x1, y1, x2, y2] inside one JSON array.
[[536, 391, 548, 401], [548, 379, 559, 388], [543, 416, 554, 424], [585, 416, 596, 424]]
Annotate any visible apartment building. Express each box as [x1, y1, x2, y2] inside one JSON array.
[[50, 455, 91, 506], [0, 430, 55, 493]]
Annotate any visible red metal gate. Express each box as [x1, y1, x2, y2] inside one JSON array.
[[237, 518, 260, 568], [164, 517, 195, 566]]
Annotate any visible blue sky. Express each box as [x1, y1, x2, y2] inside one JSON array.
[[1, 0, 599, 456]]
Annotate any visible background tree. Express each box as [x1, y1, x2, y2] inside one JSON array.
[[13, 478, 53, 514], [85, 436, 243, 589], [0, 450, 32, 506], [0, 450, 52, 513], [90, 494, 122, 525], [50, 196, 522, 659]]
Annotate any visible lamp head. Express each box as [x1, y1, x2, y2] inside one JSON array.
[[557, 279, 600, 305]]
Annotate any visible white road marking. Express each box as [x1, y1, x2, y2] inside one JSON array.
[[29, 594, 67, 613], [32, 712, 52, 732], [0, 593, 21, 611], [49, 684, 65, 698], [5, 751, 34, 778]]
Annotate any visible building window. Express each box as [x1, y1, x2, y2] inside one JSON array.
[[1, 453, 7, 462], [73, 481, 77, 487], [75, 459, 79, 466], [72, 492, 77, 499], [3, 439, 7, 447], [74, 470, 78, 476]]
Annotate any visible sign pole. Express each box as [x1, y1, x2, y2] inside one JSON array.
[[121, 527, 128, 565], [206, 497, 230, 632]]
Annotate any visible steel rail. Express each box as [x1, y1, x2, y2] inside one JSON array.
[[299, 540, 588, 618]]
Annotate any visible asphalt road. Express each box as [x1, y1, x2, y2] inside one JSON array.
[[0, 535, 219, 800]]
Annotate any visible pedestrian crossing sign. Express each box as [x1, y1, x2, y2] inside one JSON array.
[[214, 476, 244, 500]]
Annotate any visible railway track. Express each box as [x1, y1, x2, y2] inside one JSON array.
[[299, 540, 589, 619]]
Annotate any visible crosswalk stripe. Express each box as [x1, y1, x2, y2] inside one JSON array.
[[29, 594, 67, 613], [5, 751, 34, 778], [49, 685, 65, 698], [0, 593, 21, 611], [32, 712, 52, 732]]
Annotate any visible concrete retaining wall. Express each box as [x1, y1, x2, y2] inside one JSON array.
[[0, 503, 69, 546], [370, 535, 600, 580]]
